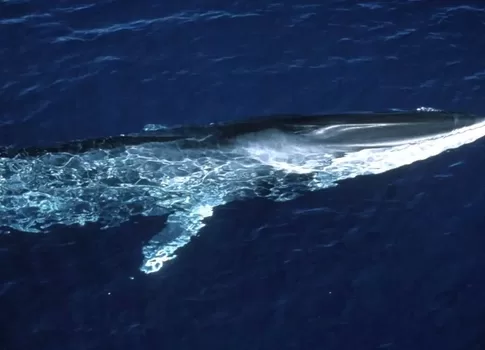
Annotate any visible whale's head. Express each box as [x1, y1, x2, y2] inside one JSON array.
[[230, 111, 485, 176]]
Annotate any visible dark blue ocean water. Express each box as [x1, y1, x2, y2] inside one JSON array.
[[1, 1, 485, 349]]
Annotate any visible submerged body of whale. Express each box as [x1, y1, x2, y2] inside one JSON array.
[[1, 109, 485, 273]]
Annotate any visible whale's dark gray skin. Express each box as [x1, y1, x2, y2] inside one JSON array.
[[1, 109, 485, 274], [1, 111, 483, 157]]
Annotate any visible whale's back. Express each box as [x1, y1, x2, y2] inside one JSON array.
[[1, 111, 482, 157]]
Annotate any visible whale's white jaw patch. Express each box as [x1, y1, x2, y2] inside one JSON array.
[[325, 118, 485, 177], [1, 110, 485, 274]]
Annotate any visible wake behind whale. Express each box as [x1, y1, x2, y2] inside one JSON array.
[[1, 109, 485, 273]]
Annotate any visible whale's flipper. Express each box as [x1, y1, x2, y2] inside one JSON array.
[[141, 220, 189, 273], [141, 206, 215, 273]]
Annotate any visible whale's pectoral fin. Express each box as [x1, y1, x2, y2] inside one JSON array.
[[141, 219, 189, 273], [140, 205, 216, 273]]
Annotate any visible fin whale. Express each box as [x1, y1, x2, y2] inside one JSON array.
[[1, 109, 485, 273]]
